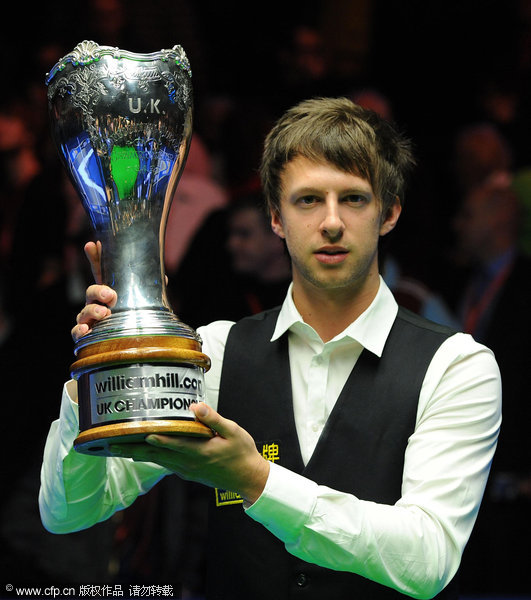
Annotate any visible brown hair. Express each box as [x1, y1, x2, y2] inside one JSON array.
[[260, 97, 415, 217]]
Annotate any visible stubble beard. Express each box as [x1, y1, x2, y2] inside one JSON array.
[[291, 248, 378, 298]]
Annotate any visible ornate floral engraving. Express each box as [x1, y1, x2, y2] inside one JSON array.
[[47, 43, 191, 152]]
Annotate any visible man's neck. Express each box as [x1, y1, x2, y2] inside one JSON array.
[[292, 274, 380, 343]]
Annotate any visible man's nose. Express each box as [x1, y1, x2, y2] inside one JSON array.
[[319, 199, 345, 239]]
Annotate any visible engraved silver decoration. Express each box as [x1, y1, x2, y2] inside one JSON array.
[[47, 41, 197, 353]]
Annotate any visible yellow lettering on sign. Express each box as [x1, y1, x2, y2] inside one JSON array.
[[261, 442, 280, 463], [215, 488, 243, 506]]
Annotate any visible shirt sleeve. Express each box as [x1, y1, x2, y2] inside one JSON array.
[[196, 320, 234, 413], [245, 333, 501, 599], [39, 380, 168, 534]]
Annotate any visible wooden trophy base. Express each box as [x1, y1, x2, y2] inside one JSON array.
[[71, 335, 214, 456], [74, 419, 212, 455]]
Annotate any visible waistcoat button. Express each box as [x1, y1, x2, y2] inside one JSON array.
[[296, 572, 308, 587]]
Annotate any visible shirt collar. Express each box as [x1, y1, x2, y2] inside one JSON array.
[[271, 276, 398, 357]]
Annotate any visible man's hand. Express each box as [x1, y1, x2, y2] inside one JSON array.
[[109, 402, 271, 505], [71, 241, 117, 341]]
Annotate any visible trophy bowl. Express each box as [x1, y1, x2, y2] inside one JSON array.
[[46, 40, 213, 455]]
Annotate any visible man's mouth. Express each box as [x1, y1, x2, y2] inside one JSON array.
[[314, 246, 349, 264]]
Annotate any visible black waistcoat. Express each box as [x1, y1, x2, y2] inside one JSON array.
[[206, 307, 459, 599]]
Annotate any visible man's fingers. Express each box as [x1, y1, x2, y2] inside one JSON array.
[[85, 284, 117, 308], [77, 302, 111, 325], [72, 292, 114, 341], [109, 442, 203, 478], [189, 403, 237, 438], [142, 403, 233, 451], [84, 241, 103, 284], [71, 323, 89, 341], [143, 434, 197, 454]]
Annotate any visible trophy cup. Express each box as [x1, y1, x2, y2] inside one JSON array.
[[46, 40, 213, 455]]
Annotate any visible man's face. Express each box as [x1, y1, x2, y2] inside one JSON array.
[[453, 177, 515, 264], [271, 156, 400, 297], [228, 208, 280, 275], [454, 191, 494, 263]]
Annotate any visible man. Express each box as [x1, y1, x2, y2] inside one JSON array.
[[451, 171, 530, 593], [39, 98, 501, 599]]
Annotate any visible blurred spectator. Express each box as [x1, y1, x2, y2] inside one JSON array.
[[206, 97, 276, 198], [0, 103, 42, 270], [164, 134, 228, 276], [350, 87, 394, 121], [451, 171, 531, 594], [381, 256, 459, 328], [453, 171, 523, 338], [86, 0, 127, 48], [453, 123, 513, 196], [171, 193, 291, 329], [278, 24, 329, 91], [476, 73, 531, 170], [225, 194, 291, 314]]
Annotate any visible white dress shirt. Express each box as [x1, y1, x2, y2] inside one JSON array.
[[39, 277, 501, 598]]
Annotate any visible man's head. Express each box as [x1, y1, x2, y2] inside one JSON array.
[[227, 195, 290, 282], [260, 97, 415, 220], [454, 171, 521, 264]]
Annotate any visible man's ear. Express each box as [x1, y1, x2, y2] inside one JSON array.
[[271, 210, 286, 239], [379, 196, 402, 237]]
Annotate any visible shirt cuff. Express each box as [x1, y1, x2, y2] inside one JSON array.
[[245, 462, 317, 545], [58, 379, 81, 459]]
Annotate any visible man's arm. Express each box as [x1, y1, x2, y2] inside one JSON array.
[[39, 273, 165, 534], [38, 380, 168, 534], [39, 269, 237, 534]]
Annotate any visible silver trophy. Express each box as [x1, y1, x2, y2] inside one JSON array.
[[47, 41, 212, 455]]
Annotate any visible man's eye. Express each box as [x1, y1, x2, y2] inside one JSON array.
[[298, 195, 319, 206], [343, 194, 368, 205]]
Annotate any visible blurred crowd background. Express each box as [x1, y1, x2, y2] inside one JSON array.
[[1, 0, 531, 597]]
